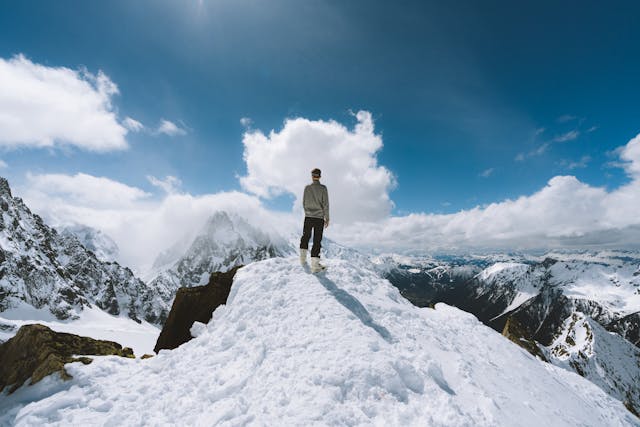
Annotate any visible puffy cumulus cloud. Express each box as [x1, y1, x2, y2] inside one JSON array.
[[619, 133, 640, 177], [334, 132, 640, 252], [239, 111, 396, 224], [157, 119, 187, 136], [18, 172, 290, 274], [0, 54, 128, 151]]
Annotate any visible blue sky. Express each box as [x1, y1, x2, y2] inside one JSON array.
[[3, 1, 640, 267], [2, 0, 639, 214]]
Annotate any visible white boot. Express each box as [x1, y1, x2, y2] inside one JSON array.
[[299, 248, 308, 265], [310, 257, 326, 273]]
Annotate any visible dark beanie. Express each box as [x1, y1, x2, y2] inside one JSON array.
[[311, 168, 321, 177]]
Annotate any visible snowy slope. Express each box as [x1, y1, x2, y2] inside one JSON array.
[[0, 303, 158, 356], [6, 258, 638, 426]]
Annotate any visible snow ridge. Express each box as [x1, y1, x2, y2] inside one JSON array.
[[9, 258, 638, 426]]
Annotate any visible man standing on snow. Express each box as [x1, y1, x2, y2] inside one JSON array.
[[300, 168, 329, 273]]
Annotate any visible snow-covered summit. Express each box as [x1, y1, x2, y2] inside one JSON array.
[[146, 211, 291, 295], [59, 224, 119, 263], [9, 258, 638, 426]]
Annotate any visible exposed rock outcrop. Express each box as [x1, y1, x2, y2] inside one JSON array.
[[154, 266, 242, 353], [0, 324, 134, 393]]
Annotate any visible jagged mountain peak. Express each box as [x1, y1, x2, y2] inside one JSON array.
[[0, 177, 12, 198], [58, 223, 119, 263], [146, 210, 292, 292], [0, 177, 168, 324]]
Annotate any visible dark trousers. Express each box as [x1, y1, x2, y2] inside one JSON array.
[[300, 217, 324, 257]]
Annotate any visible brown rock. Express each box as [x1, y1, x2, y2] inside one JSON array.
[[502, 316, 548, 361], [141, 354, 154, 359], [154, 266, 241, 353], [0, 324, 134, 393]]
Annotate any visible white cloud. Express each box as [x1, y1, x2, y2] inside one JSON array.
[[587, 126, 598, 133], [335, 132, 640, 252], [147, 175, 182, 194], [515, 142, 549, 161], [18, 172, 288, 273], [553, 130, 580, 143], [157, 119, 187, 136], [618, 133, 640, 178], [0, 54, 128, 151], [0, 160, 7, 169], [479, 168, 494, 178], [560, 155, 590, 170], [239, 110, 396, 224], [25, 172, 151, 209], [123, 117, 145, 132], [240, 117, 253, 128]]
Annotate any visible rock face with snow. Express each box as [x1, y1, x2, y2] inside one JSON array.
[[59, 224, 119, 263], [381, 251, 640, 416], [146, 211, 290, 296], [0, 324, 134, 394], [154, 266, 241, 353], [4, 258, 638, 426], [0, 177, 168, 324]]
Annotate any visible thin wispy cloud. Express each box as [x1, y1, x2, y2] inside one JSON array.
[[553, 130, 580, 143], [240, 117, 253, 128], [559, 155, 591, 170], [123, 117, 145, 133], [479, 168, 494, 178], [557, 114, 577, 123], [147, 175, 182, 194], [515, 142, 549, 161]]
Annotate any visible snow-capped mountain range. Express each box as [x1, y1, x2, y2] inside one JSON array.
[[0, 178, 167, 327], [3, 257, 638, 426], [1, 173, 639, 421], [379, 251, 640, 416]]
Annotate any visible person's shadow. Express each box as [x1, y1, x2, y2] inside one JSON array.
[[304, 265, 394, 343]]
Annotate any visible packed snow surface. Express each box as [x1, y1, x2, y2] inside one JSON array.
[[0, 303, 159, 356], [8, 258, 639, 426]]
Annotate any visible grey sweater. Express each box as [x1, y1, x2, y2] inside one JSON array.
[[303, 181, 329, 221]]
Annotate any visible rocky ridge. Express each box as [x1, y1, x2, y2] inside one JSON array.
[[0, 177, 168, 325]]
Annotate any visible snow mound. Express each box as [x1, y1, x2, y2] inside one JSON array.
[[9, 258, 639, 426]]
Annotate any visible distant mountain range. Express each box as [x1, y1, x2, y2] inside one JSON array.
[[378, 251, 640, 416]]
